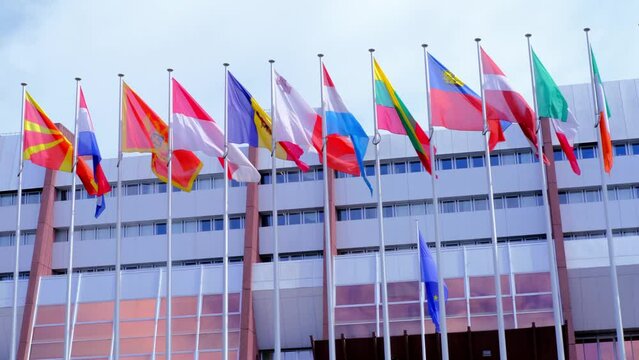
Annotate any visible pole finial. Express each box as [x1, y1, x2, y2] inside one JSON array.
[[75, 77, 81, 81], [368, 48, 375, 53], [584, 27, 591, 32], [318, 53, 324, 58], [474, 37, 481, 42], [223, 63, 229, 67], [167, 68, 173, 73], [525, 33, 532, 38], [269, 59, 275, 64], [421, 43, 428, 48], [118, 73, 124, 78], [21, 82, 27, 87]]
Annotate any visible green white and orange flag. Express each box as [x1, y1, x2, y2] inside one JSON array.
[[373, 59, 433, 174], [121, 82, 203, 192], [590, 47, 613, 173], [23, 92, 98, 194]]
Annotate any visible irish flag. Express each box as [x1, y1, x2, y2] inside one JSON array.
[[532, 50, 581, 175], [590, 47, 613, 173]]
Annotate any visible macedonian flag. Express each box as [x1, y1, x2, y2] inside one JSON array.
[[23, 92, 98, 194], [121, 82, 202, 192]]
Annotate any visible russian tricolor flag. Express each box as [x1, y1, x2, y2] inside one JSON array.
[[77, 87, 111, 217]]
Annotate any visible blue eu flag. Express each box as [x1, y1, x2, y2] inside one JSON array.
[[419, 230, 448, 332]]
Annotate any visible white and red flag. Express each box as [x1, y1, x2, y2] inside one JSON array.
[[172, 78, 260, 183]]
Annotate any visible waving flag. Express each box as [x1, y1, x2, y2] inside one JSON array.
[[172, 78, 260, 183], [227, 71, 309, 171], [373, 59, 433, 174], [532, 50, 581, 175], [77, 87, 111, 217], [481, 48, 543, 158], [121, 82, 203, 191], [418, 230, 448, 333], [318, 65, 372, 193], [590, 47, 613, 173], [428, 53, 505, 150], [22, 92, 97, 194]]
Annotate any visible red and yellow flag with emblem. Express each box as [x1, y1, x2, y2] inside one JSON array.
[[121, 82, 202, 191], [23, 92, 98, 194]]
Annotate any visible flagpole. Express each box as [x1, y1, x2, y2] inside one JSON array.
[[115, 73, 124, 360], [166, 68, 174, 360], [222, 62, 230, 360], [584, 28, 626, 360], [10, 82, 27, 360], [475, 38, 507, 360], [415, 220, 427, 360], [269, 59, 282, 360], [524, 33, 566, 360], [318, 54, 337, 360], [369, 48, 392, 360], [62, 77, 82, 360], [421, 43, 450, 360]]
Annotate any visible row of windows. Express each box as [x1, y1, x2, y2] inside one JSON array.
[[0, 231, 37, 247], [564, 228, 639, 240], [50, 257, 245, 275], [558, 185, 639, 204], [0, 271, 29, 281], [335, 193, 543, 221], [259, 168, 324, 185], [0, 191, 42, 207], [260, 210, 324, 227], [53, 216, 247, 242]]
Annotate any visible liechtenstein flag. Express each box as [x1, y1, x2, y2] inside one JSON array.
[[77, 87, 111, 217]]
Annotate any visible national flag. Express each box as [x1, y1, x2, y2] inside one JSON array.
[[318, 64, 372, 193], [22, 92, 98, 195], [428, 53, 506, 150], [121, 82, 203, 191], [373, 59, 433, 174], [77, 87, 111, 217], [171, 78, 260, 183], [226, 71, 309, 171], [532, 50, 581, 175], [418, 230, 448, 333], [590, 47, 613, 173], [481, 48, 543, 157]]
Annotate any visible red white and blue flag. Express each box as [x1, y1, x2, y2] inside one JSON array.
[[77, 87, 111, 217]]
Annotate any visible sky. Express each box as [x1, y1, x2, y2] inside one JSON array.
[[0, 0, 638, 158]]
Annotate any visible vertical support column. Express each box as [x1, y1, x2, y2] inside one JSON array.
[[540, 119, 576, 359], [322, 168, 338, 338], [239, 147, 261, 360]]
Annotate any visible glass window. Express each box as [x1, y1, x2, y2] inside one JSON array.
[[490, 154, 500, 166], [635, 186, 639, 200], [506, 195, 519, 208], [474, 198, 488, 211], [553, 149, 564, 161], [214, 218, 223, 231], [287, 171, 300, 182], [155, 223, 167, 235], [409, 161, 422, 173], [364, 164, 375, 176], [302, 171, 315, 182], [568, 191, 584, 204], [318, 210, 324, 223], [261, 214, 272, 227], [316, 169, 324, 180], [617, 187, 633, 200], [200, 219, 212, 232], [81, 228, 95, 241], [140, 183, 154, 194], [229, 217, 242, 229], [365, 207, 377, 219], [197, 178, 212, 190], [395, 204, 409, 217], [501, 153, 517, 165], [382, 205, 394, 218], [126, 184, 139, 196], [286, 212, 300, 225], [276, 173, 285, 184], [172, 186, 181, 192], [471, 156, 484, 168], [182, 220, 196, 233], [410, 203, 426, 215], [379, 163, 390, 175], [580, 146, 596, 159], [585, 189, 601, 202], [558, 192, 568, 204], [157, 183, 167, 193], [96, 227, 111, 240], [276, 214, 285, 226], [303, 211, 317, 224], [393, 162, 407, 174], [607, 188, 617, 201], [458, 199, 472, 212], [54, 230, 68, 243], [173, 221, 183, 234], [0, 194, 14, 206], [632, 143, 639, 155], [614, 144, 627, 156], [518, 152, 532, 164], [23, 233, 35, 245], [520, 194, 538, 207], [493, 197, 504, 209], [140, 224, 153, 236], [455, 157, 469, 169], [441, 201, 456, 213], [439, 158, 453, 170], [349, 208, 363, 221], [124, 225, 139, 237], [261, 173, 272, 185], [337, 209, 349, 221], [230, 180, 242, 188]]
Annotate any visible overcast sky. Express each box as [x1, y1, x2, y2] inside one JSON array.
[[1, 0, 638, 158]]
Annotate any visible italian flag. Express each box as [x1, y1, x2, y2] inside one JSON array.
[[532, 50, 581, 175], [590, 48, 613, 173]]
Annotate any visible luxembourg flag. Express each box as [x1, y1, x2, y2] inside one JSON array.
[[319, 64, 372, 193], [77, 87, 111, 217], [172, 79, 260, 183]]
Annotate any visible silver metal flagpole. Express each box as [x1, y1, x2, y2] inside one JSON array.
[[269, 59, 282, 360], [222, 62, 230, 360], [64, 77, 82, 360], [415, 220, 427, 360], [166, 68, 174, 360], [368, 48, 392, 360], [10, 82, 27, 360], [115, 73, 124, 360], [421, 43, 450, 360], [475, 38, 507, 360], [584, 28, 626, 360], [524, 33, 566, 360], [318, 54, 337, 360]]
